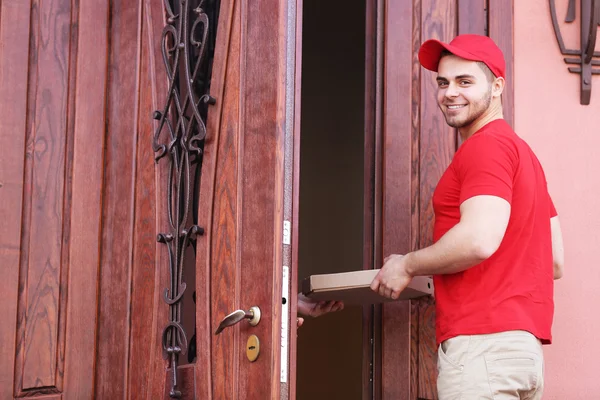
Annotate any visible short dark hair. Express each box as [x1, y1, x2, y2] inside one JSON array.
[[439, 49, 496, 83]]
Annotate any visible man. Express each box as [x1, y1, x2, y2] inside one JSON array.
[[370, 34, 565, 399]]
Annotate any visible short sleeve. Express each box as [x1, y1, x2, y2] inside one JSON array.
[[456, 134, 516, 205], [549, 195, 558, 217]]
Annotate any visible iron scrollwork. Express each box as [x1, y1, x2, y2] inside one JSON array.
[[550, 0, 600, 104], [153, 0, 218, 398]]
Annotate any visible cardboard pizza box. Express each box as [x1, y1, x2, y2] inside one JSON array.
[[302, 269, 434, 305]]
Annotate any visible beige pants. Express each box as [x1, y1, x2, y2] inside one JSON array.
[[437, 330, 544, 400]]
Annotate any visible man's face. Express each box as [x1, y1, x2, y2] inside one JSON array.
[[435, 55, 493, 129]]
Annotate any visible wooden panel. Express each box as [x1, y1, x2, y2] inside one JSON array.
[[209, 0, 242, 397], [380, 1, 415, 399], [410, 300, 420, 398], [238, 0, 284, 398], [420, 0, 457, 250], [488, 0, 514, 127], [62, 0, 109, 397], [23, 395, 63, 400], [411, 0, 423, 259], [14, 0, 71, 391], [95, 0, 140, 398], [12, 0, 41, 393], [1, 0, 196, 398], [0, 2, 33, 398], [409, 2, 422, 395], [382, 302, 412, 399], [382, 0, 414, 255], [416, 2, 458, 399], [455, 0, 487, 149], [195, 0, 287, 398], [193, 0, 236, 399], [144, 0, 171, 398], [458, 0, 487, 35], [55, 0, 80, 394], [417, 296, 437, 399], [128, 1, 160, 398]]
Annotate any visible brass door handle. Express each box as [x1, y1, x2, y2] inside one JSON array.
[[215, 306, 261, 335]]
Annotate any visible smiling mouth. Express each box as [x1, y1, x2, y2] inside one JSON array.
[[446, 104, 467, 110]]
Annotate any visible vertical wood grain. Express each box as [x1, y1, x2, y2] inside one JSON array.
[[416, 2, 458, 398], [0, 2, 33, 398], [62, 0, 109, 397], [417, 296, 437, 399], [456, 0, 488, 147], [14, 0, 39, 394], [238, 0, 284, 397], [410, 4, 424, 394], [211, 0, 244, 397], [194, 0, 286, 398], [488, 0, 514, 127], [380, 1, 415, 398], [128, 1, 159, 398], [410, 2, 424, 394], [144, 0, 170, 398], [410, 300, 421, 398], [193, 0, 236, 399], [17, 0, 72, 390], [419, 0, 457, 250], [411, 0, 423, 257], [95, 0, 140, 398], [207, 0, 242, 397], [382, 302, 412, 400], [55, 0, 80, 393], [458, 0, 487, 35]]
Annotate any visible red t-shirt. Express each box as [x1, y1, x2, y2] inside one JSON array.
[[432, 119, 557, 345]]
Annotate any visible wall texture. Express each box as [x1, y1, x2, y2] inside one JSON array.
[[515, 0, 600, 397]]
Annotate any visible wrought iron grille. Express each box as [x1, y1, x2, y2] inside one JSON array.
[[152, 0, 219, 397]]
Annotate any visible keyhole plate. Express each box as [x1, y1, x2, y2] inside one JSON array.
[[246, 335, 260, 362]]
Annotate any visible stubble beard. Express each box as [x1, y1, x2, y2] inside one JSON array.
[[441, 89, 492, 129]]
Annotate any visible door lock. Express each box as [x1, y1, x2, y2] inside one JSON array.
[[246, 335, 260, 362], [215, 306, 261, 335]]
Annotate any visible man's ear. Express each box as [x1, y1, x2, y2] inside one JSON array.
[[492, 77, 505, 98]]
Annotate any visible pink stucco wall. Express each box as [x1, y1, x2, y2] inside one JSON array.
[[515, 0, 600, 397]]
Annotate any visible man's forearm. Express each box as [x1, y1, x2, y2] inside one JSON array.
[[405, 222, 491, 276]]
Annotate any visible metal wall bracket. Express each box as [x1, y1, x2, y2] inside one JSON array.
[[550, 0, 600, 104]]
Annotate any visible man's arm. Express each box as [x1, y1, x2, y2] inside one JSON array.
[[551, 216, 564, 279], [404, 195, 510, 276], [371, 195, 510, 299]]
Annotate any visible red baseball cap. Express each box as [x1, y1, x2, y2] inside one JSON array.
[[418, 34, 505, 79]]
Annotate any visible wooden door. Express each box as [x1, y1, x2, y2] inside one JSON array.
[[0, 0, 168, 399], [1, 0, 297, 398], [373, 1, 515, 399], [191, 0, 298, 399]]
